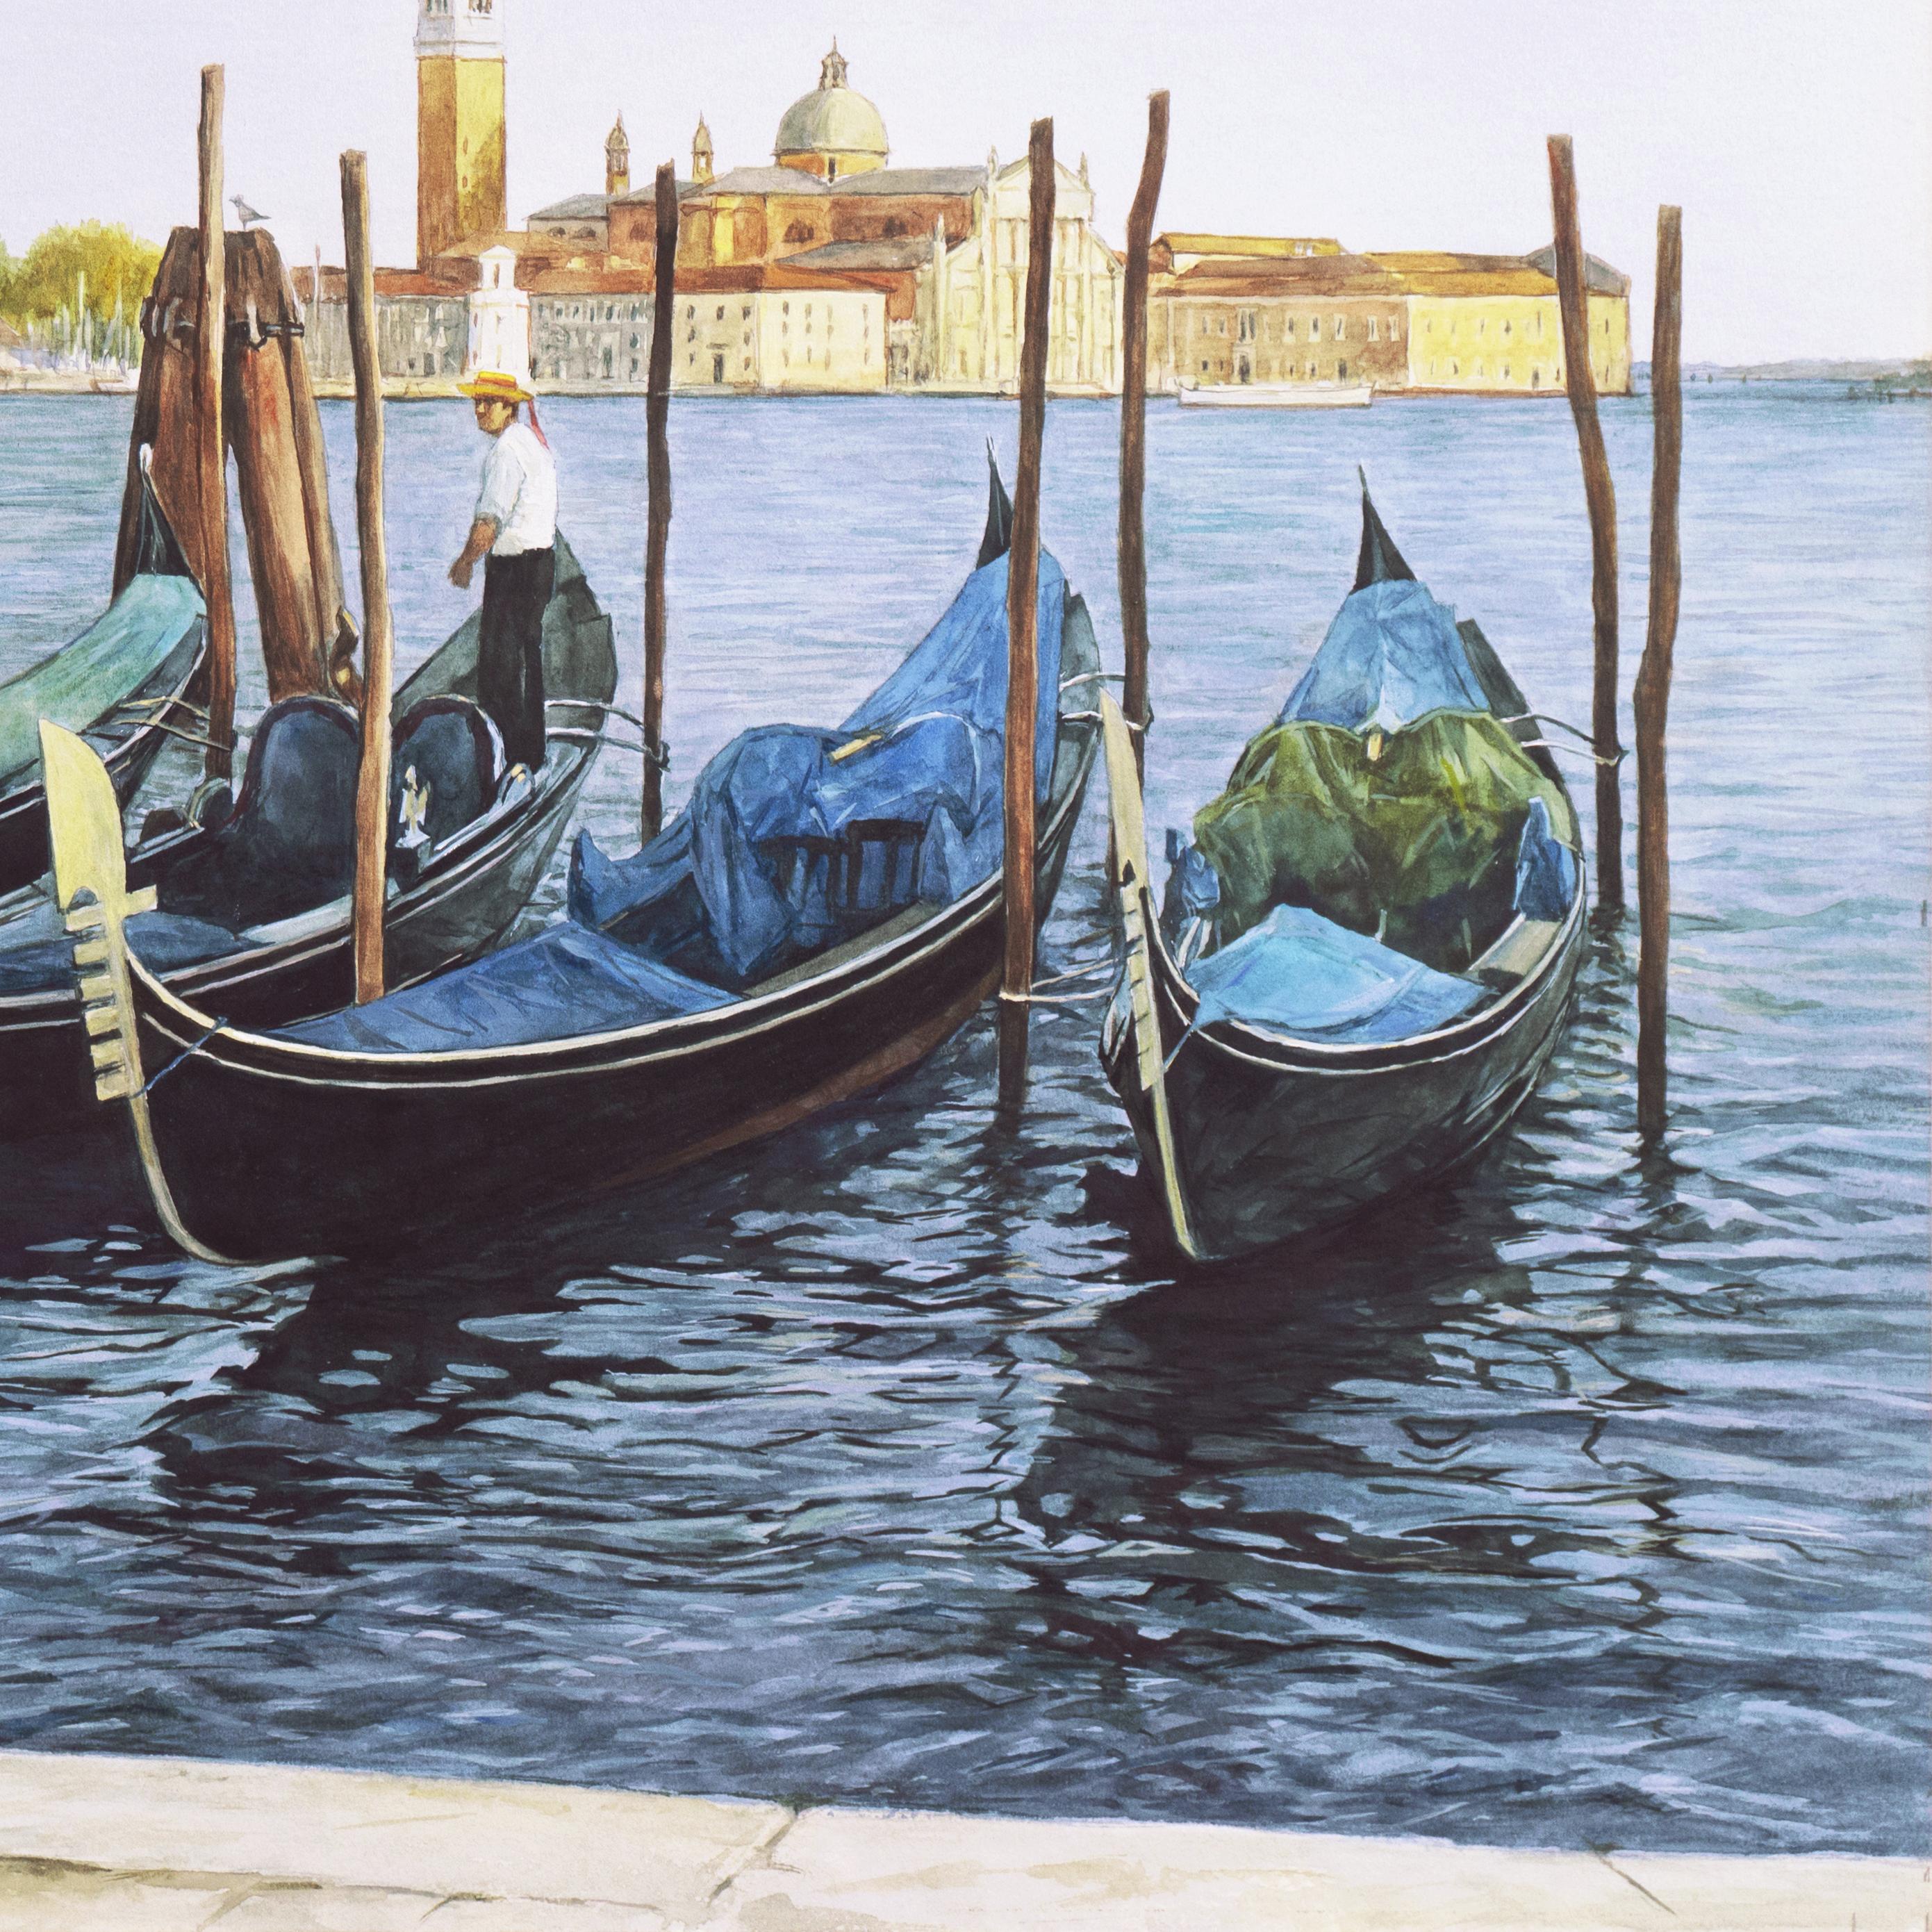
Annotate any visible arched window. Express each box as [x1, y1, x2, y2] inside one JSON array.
[[882, 217, 907, 238], [784, 222, 814, 244]]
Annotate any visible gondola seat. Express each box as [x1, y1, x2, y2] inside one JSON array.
[[390, 697, 503, 847], [158, 696, 361, 930]]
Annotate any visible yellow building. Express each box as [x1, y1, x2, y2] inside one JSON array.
[[414, 0, 507, 265], [1148, 236, 1632, 397], [1379, 249, 1630, 395]]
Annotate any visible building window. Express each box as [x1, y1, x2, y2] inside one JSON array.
[[631, 357, 640, 378], [1285, 317, 1295, 340], [686, 304, 695, 320], [1389, 316, 1401, 339], [1477, 317, 1485, 336], [1309, 317, 1320, 339], [716, 305, 725, 320], [742, 305, 752, 320], [1200, 358, 1209, 372], [1306, 360, 1316, 379], [629, 333, 640, 349], [1335, 317, 1346, 340], [1503, 317, 1512, 336], [1338, 360, 1348, 379], [1368, 317, 1378, 340]]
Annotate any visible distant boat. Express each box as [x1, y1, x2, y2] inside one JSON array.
[[1178, 381, 1373, 411]]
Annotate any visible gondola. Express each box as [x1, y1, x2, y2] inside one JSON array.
[[1100, 481, 1587, 1264], [1, 534, 616, 1133], [0, 464, 208, 896], [42, 462, 1101, 1262]]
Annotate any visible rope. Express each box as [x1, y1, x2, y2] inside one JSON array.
[[1519, 737, 1628, 768], [142, 1016, 229, 1096]]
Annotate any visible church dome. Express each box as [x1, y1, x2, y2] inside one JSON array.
[[774, 43, 888, 170]]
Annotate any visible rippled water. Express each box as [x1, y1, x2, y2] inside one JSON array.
[[0, 386, 1924, 1856]]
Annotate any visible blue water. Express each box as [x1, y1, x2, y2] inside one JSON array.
[[0, 386, 1924, 1856]]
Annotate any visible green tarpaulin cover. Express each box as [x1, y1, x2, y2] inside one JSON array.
[[1193, 709, 1578, 973], [0, 575, 203, 786]]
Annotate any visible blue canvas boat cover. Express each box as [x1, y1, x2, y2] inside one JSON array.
[[569, 547, 1066, 984], [1275, 577, 1489, 734], [0, 574, 204, 784], [281, 923, 731, 1052], [1186, 904, 1485, 1044]]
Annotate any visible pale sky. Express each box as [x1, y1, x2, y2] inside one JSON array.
[[3, 0, 1927, 363]]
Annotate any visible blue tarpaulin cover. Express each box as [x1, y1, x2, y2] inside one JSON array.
[[1276, 577, 1489, 734], [569, 547, 1065, 984], [0, 907, 256, 998], [1514, 797, 1578, 923], [1187, 904, 1485, 1043], [267, 545, 1066, 1055], [282, 923, 730, 1052]]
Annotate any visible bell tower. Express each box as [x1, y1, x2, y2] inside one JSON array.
[[416, 0, 507, 265], [606, 113, 630, 196]]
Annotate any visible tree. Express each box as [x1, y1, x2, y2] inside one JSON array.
[[0, 222, 163, 333]]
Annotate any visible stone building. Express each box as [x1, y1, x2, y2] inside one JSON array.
[[579, 47, 1123, 393], [296, 264, 472, 392], [526, 267, 886, 393], [1148, 236, 1631, 397]]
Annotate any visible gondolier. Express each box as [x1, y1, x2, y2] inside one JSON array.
[[450, 369, 557, 769]]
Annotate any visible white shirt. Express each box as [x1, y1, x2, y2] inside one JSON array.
[[474, 420, 557, 555]]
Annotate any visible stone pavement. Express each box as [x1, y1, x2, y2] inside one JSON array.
[[0, 1749, 1918, 1930]]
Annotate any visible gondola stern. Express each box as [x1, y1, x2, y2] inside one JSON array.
[[1353, 469, 1418, 592], [976, 440, 1015, 568], [38, 720, 238, 1266]]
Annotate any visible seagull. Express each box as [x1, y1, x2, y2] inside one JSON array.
[[231, 196, 270, 230]]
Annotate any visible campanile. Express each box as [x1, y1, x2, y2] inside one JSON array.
[[415, 0, 506, 264]]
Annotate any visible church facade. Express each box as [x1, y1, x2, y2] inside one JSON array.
[[530, 44, 1124, 395]]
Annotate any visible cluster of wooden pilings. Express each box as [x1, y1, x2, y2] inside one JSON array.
[[125, 67, 394, 1003]]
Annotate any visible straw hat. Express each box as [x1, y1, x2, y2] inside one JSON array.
[[459, 369, 535, 405]]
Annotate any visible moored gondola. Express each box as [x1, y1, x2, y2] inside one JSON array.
[[1100, 482, 1587, 1263], [43, 465, 1100, 1262], [1, 534, 616, 1133], [0, 464, 208, 896]]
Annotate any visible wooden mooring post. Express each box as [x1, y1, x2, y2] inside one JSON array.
[[1118, 91, 1169, 782], [641, 161, 678, 843], [1635, 206, 1683, 1140], [996, 117, 1055, 1110], [340, 151, 394, 1006], [197, 66, 238, 780], [1547, 134, 1624, 914]]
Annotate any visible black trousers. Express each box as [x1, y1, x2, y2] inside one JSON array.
[[478, 547, 554, 769]]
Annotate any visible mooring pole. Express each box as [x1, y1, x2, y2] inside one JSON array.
[[1547, 134, 1623, 914], [997, 117, 1055, 1111], [341, 151, 393, 1006], [1118, 90, 1169, 784], [641, 160, 678, 843], [1635, 206, 1683, 1141], [197, 65, 238, 781]]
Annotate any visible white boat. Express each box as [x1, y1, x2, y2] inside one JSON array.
[[1178, 381, 1373, 410]]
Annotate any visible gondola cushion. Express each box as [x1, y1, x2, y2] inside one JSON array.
[[390, 697, 503, 843], [1186, 904, 1485, 1045], [158, 697, 362, 930]]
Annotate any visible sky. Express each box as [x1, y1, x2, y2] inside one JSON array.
[[2, 0, 1927, 363]]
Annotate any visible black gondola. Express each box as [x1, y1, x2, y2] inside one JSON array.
[[0, 465, 207, 896], [2, 534, 616, 1133], [1100, 484, 1587, 1264], [43, 470, 1100, 1262]]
